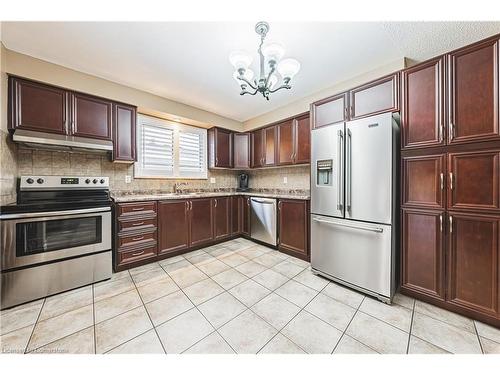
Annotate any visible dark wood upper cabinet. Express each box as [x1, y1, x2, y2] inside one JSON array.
[[448, 38, 500, 144], [208, 127, 233, 168], [112, 103, 136, 162], [401, 208, 446, 301], [9, 76, 68, 134], [213, 197, 231, 240], [278, 199, 309, 260], [311, 92, 348, 129], [251, 129, 264, 168], [294, 115, 311, 164], [402, 57, 445, 149], [71, 92, 112, 140], [189, 198, 214, 247], [402, 154, 446, 209], [158, 200, 190, 255], [277, 120, 294, 165], [241, 196, 251, 235], [448, 212, 499, 316], [263, 126, 277, 166], [448, 150, 499, 212], [350, 73, 400, 120], [233, 133, 250, 169]]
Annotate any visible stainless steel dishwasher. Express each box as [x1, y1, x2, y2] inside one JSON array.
[[250, 197, 277, 246]]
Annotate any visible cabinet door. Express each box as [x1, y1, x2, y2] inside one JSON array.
[[349, 73, 399, 120], [233, 133, 250, 169], [277, 120, 294, 165], [402, 154, 446, 209], [9, 77, 68, 134], [401, 209, 446, 301], [71, 93, 112, 140], [113, 103, 136, 162], [278, 200, 309, 260], [213, 197, 231, 240], [241, 196, 251, 235], [215, 128, 233, 168], [311, 92, 348, 129], [448, 38, 500, 144], [231, 196, 241, 235], [158, 200, 190, 255], [294, 115, 311, 164], [448, 150, 499, 212], [251, 129, 264, 168], [263, 126, 277, 166], [448, 212, 499, 316], [190, 198, 214, 247], [402, 57, 445, 149]]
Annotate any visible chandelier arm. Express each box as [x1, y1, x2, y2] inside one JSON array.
[[268, 84, 291, 93], [240, 88, 259, 96], [238, 76, 257, 90]]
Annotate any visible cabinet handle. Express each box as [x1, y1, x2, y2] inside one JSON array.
[[449, 123, 455, 141], [278, 201, 282, 210], [190, 201, 193, 210], [132, 235, 144, 241], [439, 123, 444, 142], [132, 207, 144, 211], [131, 221, 145, 226], [440, 173, 444, 191], [131, 250, 145, 257], [247, 198, 250, 206], [449, 172, 454, 190], [449, 215, 453, 233], [215, 157, 219, 165], [214, 199, 217, 207], [439, 214, 443, 233]]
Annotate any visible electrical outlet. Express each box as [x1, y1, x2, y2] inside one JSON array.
[[125, 175, 132, 183], [283, 176, 288, 184], [210, 177, 216, 184]]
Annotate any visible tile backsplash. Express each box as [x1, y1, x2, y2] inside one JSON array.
[[246, 164, 310, 191]]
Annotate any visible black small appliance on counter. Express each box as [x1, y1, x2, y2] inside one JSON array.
[[237, 173, 249, 192]]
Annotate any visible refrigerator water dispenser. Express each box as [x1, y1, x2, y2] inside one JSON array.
[[316, 159, 333, 186]]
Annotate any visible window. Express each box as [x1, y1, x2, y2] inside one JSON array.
[[135, 114, 207, 179]]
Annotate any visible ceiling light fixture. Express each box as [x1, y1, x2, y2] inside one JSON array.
[[230, 21, 300, 100]]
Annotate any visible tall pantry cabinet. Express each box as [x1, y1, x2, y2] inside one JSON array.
[[400, 35, 500, 327]]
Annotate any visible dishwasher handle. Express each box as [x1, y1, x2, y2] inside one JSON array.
[[250, 198, 276, 205]]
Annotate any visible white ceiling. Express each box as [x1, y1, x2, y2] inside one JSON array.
[[2, 22, 500, 122]]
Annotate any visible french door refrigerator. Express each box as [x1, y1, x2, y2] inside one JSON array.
[[310, 112, 399, 303]]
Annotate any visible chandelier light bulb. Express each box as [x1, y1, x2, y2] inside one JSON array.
[[262, 42, 285, 65], [233, 68, 254, 85], [277, 58, 301, 80], [229, 51, 252, 70]]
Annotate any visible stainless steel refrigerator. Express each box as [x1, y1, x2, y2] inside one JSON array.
[[310, 112, 399, 303]]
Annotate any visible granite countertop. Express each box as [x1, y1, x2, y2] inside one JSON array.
[[111, 189, 310, 202]]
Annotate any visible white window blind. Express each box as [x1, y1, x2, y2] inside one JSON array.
[[135, 114, 207, 179]]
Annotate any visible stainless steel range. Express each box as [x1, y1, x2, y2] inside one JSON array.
[[0, 176, 112, 309]]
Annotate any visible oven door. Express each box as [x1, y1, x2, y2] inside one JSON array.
[[1, 207, 111, 270]]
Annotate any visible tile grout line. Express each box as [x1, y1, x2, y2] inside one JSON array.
[[331, 296, 366, 354], [473, 320, 484, 354], [92, 283, 97, 354], [23, 298, 46, 354], [405, 298, 416, 354]]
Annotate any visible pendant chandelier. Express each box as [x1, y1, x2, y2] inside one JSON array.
[[229, 21, 300, 100]]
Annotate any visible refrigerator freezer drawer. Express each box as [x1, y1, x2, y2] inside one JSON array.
[[310, 214, 393, 299]]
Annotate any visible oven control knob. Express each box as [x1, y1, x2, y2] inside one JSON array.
[[37, 178, 44, 184], [85, 178, 91, 184], [92, 179, 98, 184], [100, 179, 105, 184], [26, 178, 34, 184]]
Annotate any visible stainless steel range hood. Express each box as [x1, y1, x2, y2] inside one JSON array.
[[12, 129, 113, 153]]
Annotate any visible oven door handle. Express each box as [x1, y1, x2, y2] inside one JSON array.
[[0, 206, 111, 219]]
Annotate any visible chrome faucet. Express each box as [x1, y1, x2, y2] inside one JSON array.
[[173, 182, 188, 194]]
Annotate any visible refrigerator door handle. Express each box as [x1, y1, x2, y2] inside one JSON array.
[[337, 129, 344, 211], [346, 128, 352, 212], [312, 217, 383, 233]]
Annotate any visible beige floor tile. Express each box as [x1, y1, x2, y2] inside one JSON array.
[[95, 306, 152, 353], [223, 241, 246, 251], [187, 252, 216, 266], [287, 257, 310, 268], [158, 255, 185, 266], [183, 249, 208, 259], [252, 269, 289, 290], [93, 275, 135, 302], [229, 279, 271, 307], [346, 311, 408, 354], [27, 304, 93, 351], [322, 282, 364, 309], [212, 268, 248, 290], [218, 310, 277, 354], [137, 275, 179, 303], [333, 334, 378, 354], [237, 246, 266, 260], [211, 247, 234, 258], [293, 269, 329, 291], [156, 308, 214, 353], [129, 262, 162, 276], [259, 333, 305, 354], [196, 259, 231, 277], [0, 300, 44, 335], [0, 325, 33, 354], [39, 286, 93, 321], [305, 293, 356, 331], [198, 292, 246, 328], [94, 289, 142, 323], [392, 293, 415, 310], [235, 260, 268, 278], [408, 335, 449, 354], [272, 260, 305, 279], [282, 310, 342, 354], [412, 312, 481, 354], [253, 253, 284, 268], [414, 300, 475, 333], [131, 267, 169, 288], [184, 332, 235, 354], [201, 244, 224, 254], [359, 297, 412, 332], [108, 329, 165, 354], [480, 336, 500, 354], [32, 327, 94, 354], [475, 321, 500, 343], [252, 293, 300, 330], [169, 265, 208, 288], [183, 278, 224, 305], [162, 258, 192, 273], [145, 290, 194, 326], [219, 252, 250, 268], [275, 280, 318, 308]]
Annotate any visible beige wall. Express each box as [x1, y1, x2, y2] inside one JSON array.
[[243, 58, 406, 130]]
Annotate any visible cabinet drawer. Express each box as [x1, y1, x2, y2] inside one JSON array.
[[118, 230, 157, 249], [117, 245, 157, 266], [118, 217, 157, 232], [117, 201, 157, 217]]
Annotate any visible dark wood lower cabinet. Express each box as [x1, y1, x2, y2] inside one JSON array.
[[213, 197, 231, 240], [231, 196, 241, 235], [278, 199, 309, 261], [241, 196, 251, 235], [190, 198, 214, 247], [158, 200, 190, 255]]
